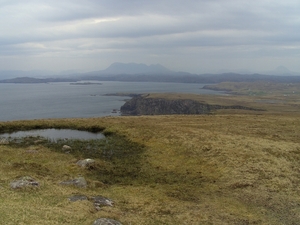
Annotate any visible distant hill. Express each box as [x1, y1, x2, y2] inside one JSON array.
[[1, 63, 300, 84], [262, 66, 300, 76], [0, 77, 78, 83], [0, 70, 56, 80], [2, 73, 300, 84], [78, 72, 300, 84]]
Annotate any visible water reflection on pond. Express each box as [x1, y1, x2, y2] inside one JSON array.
[[0, 129, 105, 141]]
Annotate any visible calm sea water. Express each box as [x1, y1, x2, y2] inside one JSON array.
[[0, 81, 222, 121]]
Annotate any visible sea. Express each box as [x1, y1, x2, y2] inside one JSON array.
[[0, 81, 222, 121]]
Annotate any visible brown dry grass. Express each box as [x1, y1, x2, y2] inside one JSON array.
[[0, 111, 300, 224]]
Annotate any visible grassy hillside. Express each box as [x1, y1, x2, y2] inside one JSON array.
[[0, 81, 300, 224], [0, 110, 300, 224]]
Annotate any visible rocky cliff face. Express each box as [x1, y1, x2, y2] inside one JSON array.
[[120, 96, 260, 115]]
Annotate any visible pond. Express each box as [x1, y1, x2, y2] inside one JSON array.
[[0, 129, 105, 142]]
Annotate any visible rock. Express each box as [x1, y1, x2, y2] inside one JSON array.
[[62, 145, 72, 151], [91, 195, 114, 210], [0, 138, 9, 145], [68, 195, 114, 210], [34, 139, 44, 144], [60, 176, 87, 188], [93, 218, 123, 225], [68, 195, 88, 202], [10, 176, 39, 189], [76, 159, 95, 168], [120, 95, 263, 115]]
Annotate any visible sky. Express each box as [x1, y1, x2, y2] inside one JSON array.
[[0, 0, 300, 74]]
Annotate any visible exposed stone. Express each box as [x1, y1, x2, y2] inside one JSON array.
[[76, 159, 95, 168], [68, 194, 113, 210], [93, 218, 123, 225], [121, 95, 263, 115], [62, 145, 72, 151], [60, 176, 87, 188], [34, 139, 44, 144], [91, 195, 114, 210], [0, 138, 9, 145], [10, 176, 39, 189], [69, 195, 88, 202]]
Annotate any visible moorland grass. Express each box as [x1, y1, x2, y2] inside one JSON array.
[[0, 112, 300, 224], [0, 86, 300, 224]]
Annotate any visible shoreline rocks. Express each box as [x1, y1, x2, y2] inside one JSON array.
[[120, 95, 263, 115]]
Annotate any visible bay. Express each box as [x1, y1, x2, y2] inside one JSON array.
[[0, 81, 221, 121]]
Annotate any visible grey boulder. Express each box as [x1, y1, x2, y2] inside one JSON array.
[[76, 158, 95, 168], [60, 176, 87, 188], [10, 176, 39, 189]]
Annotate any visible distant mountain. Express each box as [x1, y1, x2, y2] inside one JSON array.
[[217, 66, 300, 76], [0, 70, 56, 79], [100, 62, 172, 75], [2, 63, 300, 84], [0, 77, 78, 83], [264, 66, 300, 76]]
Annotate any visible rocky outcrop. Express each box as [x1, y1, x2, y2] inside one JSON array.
[[76, 159, 95, 168], [10, 176, 39, 189], [60, 176, 87, 188], [91, 195, 114, 208], [62, 145, 72, 151], [69, 195, 114, 210], [120, 96, 261, 115], [0, 138, 9, 145]]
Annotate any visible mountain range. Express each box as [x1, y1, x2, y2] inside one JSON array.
[[1, 63, 300, 84]]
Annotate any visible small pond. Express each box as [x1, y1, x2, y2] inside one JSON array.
[[0, 129, 105, 141]]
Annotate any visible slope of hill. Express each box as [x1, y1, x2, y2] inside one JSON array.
[[0, 108, 300, 224]]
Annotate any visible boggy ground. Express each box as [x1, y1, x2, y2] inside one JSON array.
[[0, 110, 300, 224]]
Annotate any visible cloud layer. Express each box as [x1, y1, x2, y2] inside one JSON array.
[[1, 0, 300, 73]]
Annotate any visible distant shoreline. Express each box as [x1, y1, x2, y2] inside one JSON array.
[[70, 82, 102, 85]]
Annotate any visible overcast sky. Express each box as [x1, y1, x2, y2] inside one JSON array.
[[0, 0, 300, 74]]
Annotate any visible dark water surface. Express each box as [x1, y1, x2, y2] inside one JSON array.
[[0, 81, 222, 121]]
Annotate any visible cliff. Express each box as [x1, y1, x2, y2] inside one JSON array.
[[120, 95, 261, 115]]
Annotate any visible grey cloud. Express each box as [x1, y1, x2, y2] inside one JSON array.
[[0, 0, 300, 73]]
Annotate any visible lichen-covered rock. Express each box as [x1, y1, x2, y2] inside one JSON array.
[[10, 176, 39, 189], [60, 176, 87, 188], [93, 218, 123, 225], [91, 195, 114, 210], [76, 159, 95, 168], [0, 138, 9, 145], [62, 145, 72, 151]]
